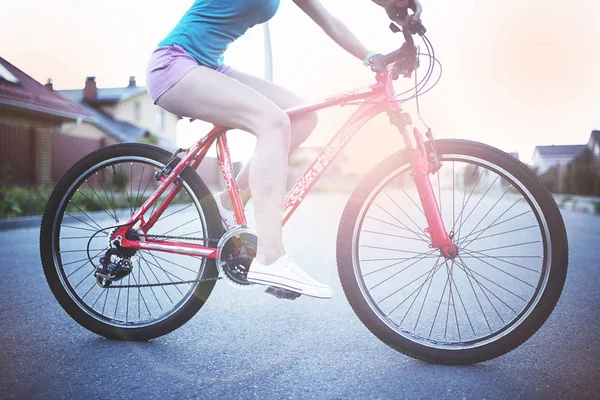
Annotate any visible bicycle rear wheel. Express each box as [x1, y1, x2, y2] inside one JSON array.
[[40, 143, 222, 341], [337, 139, 568, 364]]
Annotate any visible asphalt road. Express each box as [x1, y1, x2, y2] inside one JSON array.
[[1, 193, 599, 399]]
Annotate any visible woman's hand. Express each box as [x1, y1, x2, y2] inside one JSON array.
[[373, 0, 423, 28]]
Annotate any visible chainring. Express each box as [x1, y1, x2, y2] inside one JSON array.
[[216, 228, 258, 290]]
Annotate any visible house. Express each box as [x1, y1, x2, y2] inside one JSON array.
[[531, 145, 587, 175], [588, 130, 600, 158], [58, 76, 178, 150], [0, 56, 92, 185]]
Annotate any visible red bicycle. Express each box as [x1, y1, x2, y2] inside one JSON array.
[[40, 21, 568, 364]]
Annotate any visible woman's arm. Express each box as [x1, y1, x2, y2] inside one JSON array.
[[293, 0, 370, 62]]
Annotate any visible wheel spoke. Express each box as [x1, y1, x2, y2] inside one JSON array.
[[361, 230, 424, 241], [133, 164, 146, 209], [379, 260, 443, 304], [156, 202, 194, 224], [362, 249, 438, 277], [160, 217, 199, 236], [84, 180, 118, 222], [455, 258, 520, 314], [429, 260, 451, 338], [395, 257, 442, 325], [139, 255, 174, 305], [414, 259, 445, 330], [461, 248, 541, 273], [454, 176, 500, 240], [130, 268, 151, 318], [118, 164, 134, 215], [138, 259, 164, 312], [383, 191, 429, 240], [95, 171, 119, 223], [455, 184, 514, 248], [398, 182, 425, 216], [459, 209, 532, 245], [459, 251, 537, 289], [65, 211, 103, 233], [365, 215, 427, 240], [372, 203, 430, 242], [463, 225, 538, 243]]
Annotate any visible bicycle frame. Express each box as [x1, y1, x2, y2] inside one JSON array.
[[115, 71, 456, 259]]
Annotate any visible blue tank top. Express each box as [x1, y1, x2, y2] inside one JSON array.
[[159, 0, 280, 69]]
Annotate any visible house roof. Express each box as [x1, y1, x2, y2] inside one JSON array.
[[59, 86, 147, 104], [533, 145, 586, 158], [589, 130, 600, 146], [59, 91, 147, 142], [0, 57, 91, 120]]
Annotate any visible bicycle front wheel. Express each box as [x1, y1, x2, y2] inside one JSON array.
[[40, 143, 222, 341], [337, 140, 568, 364]]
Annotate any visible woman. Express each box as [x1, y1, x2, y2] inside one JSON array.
[[146, 0, 422, 299]]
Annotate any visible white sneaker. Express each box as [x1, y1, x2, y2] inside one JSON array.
[[214, 193, 238, 229], [247, 255, 333, 299]]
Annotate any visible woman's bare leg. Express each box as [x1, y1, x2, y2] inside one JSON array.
[[217, 69, 318, 210], [156, 66, 290, 264]]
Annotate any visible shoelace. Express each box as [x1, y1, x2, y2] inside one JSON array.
[[281, 257, 319, 284]]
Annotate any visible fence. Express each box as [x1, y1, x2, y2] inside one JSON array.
[[0, 123, 35, 185], [51, 131, 105, 183]]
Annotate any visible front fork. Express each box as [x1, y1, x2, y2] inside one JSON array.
[[392, 113, 457, 259]]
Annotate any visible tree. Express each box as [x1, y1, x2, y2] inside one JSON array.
[[563, 148, 597, 196]]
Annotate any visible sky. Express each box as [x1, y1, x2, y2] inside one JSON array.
[[2, 0, 599, 166]]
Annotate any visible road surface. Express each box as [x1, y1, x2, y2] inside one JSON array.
[[0, 194, 598, 399]]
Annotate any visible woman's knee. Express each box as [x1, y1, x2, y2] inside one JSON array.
[[252, 111, 291, 141], [298, 112, 318, 135]]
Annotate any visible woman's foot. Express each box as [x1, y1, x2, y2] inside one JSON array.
[[247, 255, 332, 299]]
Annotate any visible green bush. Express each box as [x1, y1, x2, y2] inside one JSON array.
[[0, 164, 51, 218], [0, 189, 22, 218], [0, 186, 51, 219]]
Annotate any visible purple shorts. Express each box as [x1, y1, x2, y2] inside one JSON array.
[[145, 44, 233, 103]]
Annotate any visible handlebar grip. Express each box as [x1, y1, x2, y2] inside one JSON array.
[[408, 20, 427, 36]]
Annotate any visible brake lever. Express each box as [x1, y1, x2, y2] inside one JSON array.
[[389, 21, 426, 37]]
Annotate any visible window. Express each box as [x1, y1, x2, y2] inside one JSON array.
[[0, 63, 19, 84], [156, 110, 164, 131], [133, 102, 141, 122]]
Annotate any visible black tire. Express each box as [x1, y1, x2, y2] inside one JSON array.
[[40, 143, 222, 341], [337, 140, 568, 364]]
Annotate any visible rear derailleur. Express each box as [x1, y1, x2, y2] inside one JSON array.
[[95, 248, 134, 288]]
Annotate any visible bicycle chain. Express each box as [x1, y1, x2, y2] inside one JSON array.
[[139, 233, 221, 244], [104, 276, 221, 289], [104, 233, 223, 289]]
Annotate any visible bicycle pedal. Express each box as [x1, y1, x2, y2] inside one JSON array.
[[265, 286, 301, 300]]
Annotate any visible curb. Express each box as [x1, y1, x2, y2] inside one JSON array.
[[0, 215, 42, 231]]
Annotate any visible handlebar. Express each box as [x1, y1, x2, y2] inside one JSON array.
[[369, 20, 426, 78]]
